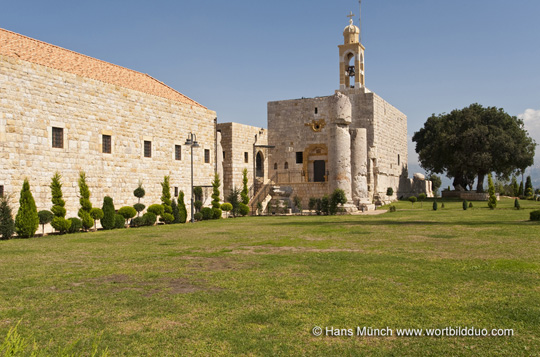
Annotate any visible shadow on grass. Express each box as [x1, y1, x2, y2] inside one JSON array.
[[266, 218, 527, 228]]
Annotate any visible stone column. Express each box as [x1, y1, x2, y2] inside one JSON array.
[[216, 131, 224, 200], [328, 92, 352, 201], [351, 128, 369, 205]]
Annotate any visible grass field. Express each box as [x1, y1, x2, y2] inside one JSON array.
[[1, 198, 539, 355]]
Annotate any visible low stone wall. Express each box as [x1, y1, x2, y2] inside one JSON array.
[[442, 191, 500, 201], [277, 183, 329, 208]]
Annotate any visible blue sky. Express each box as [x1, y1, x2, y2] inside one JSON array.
[[2, 0, 540, 184]]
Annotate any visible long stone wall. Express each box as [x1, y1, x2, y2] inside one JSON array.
[[0, 55, 216, 222]]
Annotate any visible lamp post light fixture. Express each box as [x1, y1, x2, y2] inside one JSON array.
[[185, 132, 200, 223]]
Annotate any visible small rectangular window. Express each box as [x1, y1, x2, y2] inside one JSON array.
[[175, 145, 182, 160], [205, 149, 210, 163], [52, 127, 63, 148], [223, 151, 226, 160], [0, 185, 4, 197], [102, 135, 111, 154], [144, 141, 152, 158], [296, 151, 303, 164], [244, 152, 248, 163], [174, 187, 179, 197]]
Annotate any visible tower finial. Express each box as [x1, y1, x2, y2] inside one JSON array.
[[347, 11, 355, 26]]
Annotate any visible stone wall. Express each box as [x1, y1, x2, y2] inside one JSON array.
[[0, 54, 216, 224], [217, 122, 267, 198]]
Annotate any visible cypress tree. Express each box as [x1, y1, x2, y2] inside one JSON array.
[[161, 176, 172, 214], [171, 198, 180, 223], [50, 172, 71, 234], [512, 176, 519, 196], [178, 191, 187, 223], [241, 168, 249, 205], [78, 171, 94, 230], [15, 179, 39, 238], [0, 196, 15, 240], [487, 173, 497, 209], [101, 196, 116, 230], [518, 181, 524, 197], [525, 176, 533, 197]]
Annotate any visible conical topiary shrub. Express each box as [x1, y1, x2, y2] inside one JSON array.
[[78, 171, 94, 230], [101, 196, 116, 230], [15, 179, 39, 238], [50, 172, 71, 234]]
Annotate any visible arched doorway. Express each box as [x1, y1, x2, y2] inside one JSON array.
[[256, 151, 264, 178]]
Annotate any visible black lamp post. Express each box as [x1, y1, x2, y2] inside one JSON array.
[[185, 132, 200, 223]]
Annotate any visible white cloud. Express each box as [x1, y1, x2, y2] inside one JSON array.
[[518, 108, 540, 168]]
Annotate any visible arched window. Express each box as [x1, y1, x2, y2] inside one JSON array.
[[284, 162, 289, 170], [256, 151, 264, 177]]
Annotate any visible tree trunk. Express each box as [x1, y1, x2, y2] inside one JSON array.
[[476, 173, 485, 193]]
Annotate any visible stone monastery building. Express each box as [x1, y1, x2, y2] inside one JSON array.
[[0, 14, 430, 220]]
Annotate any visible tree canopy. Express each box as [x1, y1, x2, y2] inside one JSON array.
[[412, 103, 535, 192]]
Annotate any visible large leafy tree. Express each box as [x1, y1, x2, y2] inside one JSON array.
[[413, 103, 535, 192]]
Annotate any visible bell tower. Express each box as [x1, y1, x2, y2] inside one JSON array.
[[339, 11, 365, 90]]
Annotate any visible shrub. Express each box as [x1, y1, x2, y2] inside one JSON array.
[[134, 181, 145, 202], [441, 203, 445, 209], [161, 176, 172, 215], [308, 198, 317, 212], [89, 208, 104, 230], [330, 189, 347, 215], [193, 186, 203, 201], [131, 217, 145, 227], [160, 213, 175, 224], [321, 196, 329, 215], [77, 172, 93, 230], [178, 191, 187, 223], [51, 217, 71, 234], [194, 200, 203, 212], [433, 201, 438, 211], [15, 179, 39, 238], [114, 214, 125, 229], [315, 198, 322, 215], [469, 202, 473, 208], [462, 200, 468, 210], [211, 173, 221, 209], [38, 210, 54, 235], [171, 199, 180, 224], [226, 187, 241, 217], [118, 206, 137, 225], [50, 173, 67, 219], [293, 196, 302, 214], [241, 168, 249, 205], [418, 193, 427, 207], [212, 207, 222, 219], [147, 204, 164, 217], [530, 210, 540, 221], [201, 207, 213, 220], [221, 203, 232, 218], [256, 202, 263, 215], [133, 203, 145, 217], [142, 212, 157, 226], [238, 203, 250, 217], [0, 196, 15, 240], [514, 198, 520, 210], [389, 205, 397, 212], [386, 187, 393, 196], [194, 212, 203, 221], [408, 196, 417, 207], [100, 196, 116, 230], [67, 217, 82, 233]]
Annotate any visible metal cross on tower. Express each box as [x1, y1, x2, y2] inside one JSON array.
[[358, 0, 362, 43]]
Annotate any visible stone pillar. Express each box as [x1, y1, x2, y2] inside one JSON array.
[[351, 128, 369, 205], [328, 92, 352, 201], [216, 131, 224, 200]]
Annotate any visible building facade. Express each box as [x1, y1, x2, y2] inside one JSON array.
[[0, 28, 217, 221]]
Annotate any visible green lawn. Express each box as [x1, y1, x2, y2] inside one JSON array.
[[1, 198, 539, 356]]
